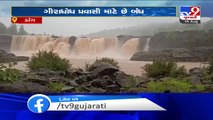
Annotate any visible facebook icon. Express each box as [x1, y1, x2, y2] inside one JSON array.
[[27, 94, 51, 113]]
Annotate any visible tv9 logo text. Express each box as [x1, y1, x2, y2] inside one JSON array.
[[179, 6, 201, 24]]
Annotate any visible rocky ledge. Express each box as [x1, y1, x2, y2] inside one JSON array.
[[0, 62, 150, 93], [131, 47, 213, 62], [0, 49, 29, 63]]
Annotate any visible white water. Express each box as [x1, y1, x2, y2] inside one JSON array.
[[143, 37, 150, 51], [121, 38, 140, 57]]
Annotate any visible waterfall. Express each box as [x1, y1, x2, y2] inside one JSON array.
[[11, 35, 71, 55], [10, 35, 142, 59], [90, 38, 105, 54], [143, 37, 150, 52], [73, 38, 91, 55], [121, 38, 140, 57]]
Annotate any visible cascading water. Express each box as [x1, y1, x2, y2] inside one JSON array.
[[121, 38, 140, 57], [11, 35, 50, 51], [73, 38, 91, 55], [143, 37, 150, 52], [90, 38, 105, 54], [10, 35, 142, 59]]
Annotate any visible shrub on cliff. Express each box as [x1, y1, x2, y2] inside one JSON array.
[[143, 60, 187, 79], [27, 51, 71, 71]]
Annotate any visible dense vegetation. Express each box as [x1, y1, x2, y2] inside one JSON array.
[[0, 22, 27, 35], [27, 51, 71, 71], [0, 63, 21, 82], [143, 60, 187, 79], [145, 78, 204, 93]]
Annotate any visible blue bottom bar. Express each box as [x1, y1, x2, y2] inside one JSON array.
[[0, 93, 212, 120]]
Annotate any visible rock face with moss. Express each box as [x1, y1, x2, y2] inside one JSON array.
[[131, 47, 213, 62], [149, 30, 213, 50], [130, 30, 213, 62]]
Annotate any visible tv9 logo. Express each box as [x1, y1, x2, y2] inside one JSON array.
[[179, 6, 201, 24]]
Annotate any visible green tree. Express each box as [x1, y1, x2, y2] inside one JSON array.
[[0, 22, 7, 34], [18, 25, 27, 35], [7, 24, 18, 35]]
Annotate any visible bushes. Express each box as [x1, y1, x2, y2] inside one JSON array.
[[94, 57, 119, 68], [85, 57, 119, 71], [27, 51, 71, 71], [145, 78, 204, 92], [48, 82, 65, 92], [143, 60, 187, 79], [0, 64, 21, 82]]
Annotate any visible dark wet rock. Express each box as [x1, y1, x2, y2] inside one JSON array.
[[191, 75, 202, 85], [26, 77, 49, 85], [90, 62, 119, 77], [114, 71, 127, 80], [91, 88, 106, 93], [74, 76, 88, 85], [134, 76, 150, 85], [0, 49, 29, 63], [61, 86, 75, 92], [69, 80, 79, 87], [90, 79, 110, 88], [69, 36, 77, 49], [0, 81, 49, 93], [16, 56, 29, 61], [35, 68, 55, 76], [106, 85, 120, 92], [65, 69, 89, 78], [0, 49, 6, 57], [116, 77, 136, 88], [189, 68, 202, 75]]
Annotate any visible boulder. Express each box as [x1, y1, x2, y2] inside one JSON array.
[[115, 77, 136, 88], [91, 88, 106, 93], [189, 67, 202, 75], [0, 81, 49, 93], [90, 62, 119, 77], [114, 71, 127, 80], [61, 86, 75, 92], [191, 75, 202, 85], [35, 68, 55, 76], [0, 49, 29, 63], [69, 80, 79, 87], [90, 79, 110, 88], [106, 85, 120, 92]]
